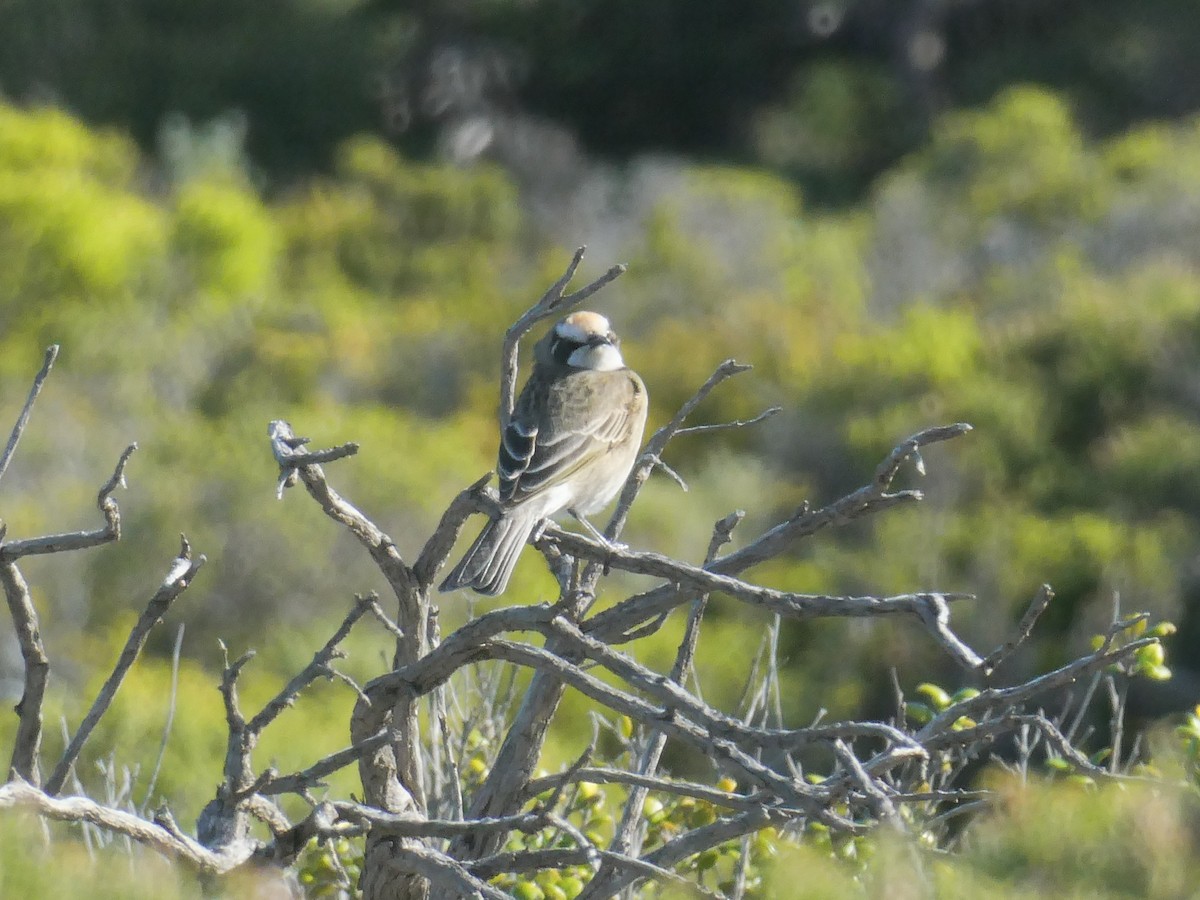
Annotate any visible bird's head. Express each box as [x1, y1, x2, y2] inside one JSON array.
[[538, 310, 625, 371]]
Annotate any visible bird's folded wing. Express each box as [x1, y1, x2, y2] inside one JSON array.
[[498, 373, 638, 503]]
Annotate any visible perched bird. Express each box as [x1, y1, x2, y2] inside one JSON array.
[[440, 310, 648, 595]]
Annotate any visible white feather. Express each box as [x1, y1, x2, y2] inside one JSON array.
[[568, 343, 624, 371]]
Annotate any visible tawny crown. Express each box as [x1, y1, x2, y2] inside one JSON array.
[[557, 311, 613, 343]]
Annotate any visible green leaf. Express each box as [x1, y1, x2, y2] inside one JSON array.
[[916, 683, 953, 709], [1134, 641, 1165, 669], [1141, 663, 1173, 681], [906, 701, 935, 724]]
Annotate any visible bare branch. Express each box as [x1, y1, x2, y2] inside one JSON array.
[[195, 642, 262, 857], [268, 421, 359, 498], [979, 584, 1055, 677], [598, 510, 744, 893], [2, 562, 48, 783], [217, 645, 257, 791], [0, 444, 137, 562], [523, 767, 768, 813], [596, 806, 791, 898], [258, 729, 394, 797], [711, 422, 972, 574], [585, 424, 975, 644], [45, 536, 205, 796], [607, 359, 753, 543], [387, 844, 512, 900], [269, 417, 430, 838], [0, 344, 59, 489], [256, 801, 343, 866], [246, 594, 376, 738], [481, 638, 823, 813], [916, 636, 1159, 745], [413, 473, 494, 589], [0, 778, 253, 876], [364, 596, 407, 642], [833, 739, 901, 828], [267, 420, 419, 635], [542, 526, 982, 662], [674, 405, 783, 437]]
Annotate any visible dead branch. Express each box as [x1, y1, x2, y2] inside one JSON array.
[[0, 778, 252, 876], [257, 729, 394, 797], [2, 562, 48, 783], [584, 423, 973, 644], [413, 473, 494, 590], [0, 344, 58, 487], [979, 583, 1055, 677], [45, 536, 205, 795], [0, 443, 137, 562], [246, 593, 376, 739], [2, 442, 143, 787]]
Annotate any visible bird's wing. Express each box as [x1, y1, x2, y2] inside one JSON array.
[[497, 369, 642, 505]]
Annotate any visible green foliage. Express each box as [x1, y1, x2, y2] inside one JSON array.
[[0, 103, 166, 333], [171, 178, 278, 298]]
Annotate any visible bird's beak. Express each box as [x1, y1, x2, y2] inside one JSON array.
[[588, 331, 618, 347]]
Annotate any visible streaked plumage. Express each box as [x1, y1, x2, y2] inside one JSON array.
[[440, 311, 648, 595]]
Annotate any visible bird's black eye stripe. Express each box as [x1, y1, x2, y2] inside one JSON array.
[[550, 335, 578, 365]]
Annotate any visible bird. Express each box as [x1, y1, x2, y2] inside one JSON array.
[[439, 310, 648, 596]]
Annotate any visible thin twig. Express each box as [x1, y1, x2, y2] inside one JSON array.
[[585, 424, 975, 644], [673, 405, 783, 437], [257, 729, 395, 797], [980, 584, 1054, 676], [595, 510, 745, 894], [46, 537, 204, 796], [413, 472, 494, 588], [0, 345, 59, 489], [140, 623, 185, 813], [246, 594, 376, 738], [0, 444, 137, 562]]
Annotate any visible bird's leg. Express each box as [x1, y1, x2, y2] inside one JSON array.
[[531, 517, 553, 543], [568, 508, 627, 552]]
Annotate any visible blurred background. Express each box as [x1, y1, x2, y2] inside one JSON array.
[[2, 0, 1200, 822]]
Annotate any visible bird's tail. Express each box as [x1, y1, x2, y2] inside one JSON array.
[[438, 509, 539, 596]]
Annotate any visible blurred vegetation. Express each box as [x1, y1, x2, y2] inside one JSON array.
[[3, 16, 1200, 892], [5, 744, 1200, 898], [4, 0, 1200, 201]]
